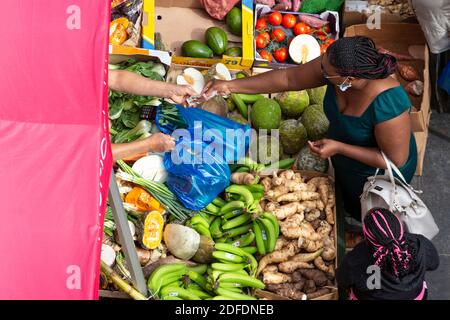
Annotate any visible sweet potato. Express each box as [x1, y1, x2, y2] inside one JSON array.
[[307, 288, 331, 300], [303, 280, 316, 294], [296, 269, 329, 286]]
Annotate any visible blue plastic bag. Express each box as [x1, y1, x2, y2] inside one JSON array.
[[158, 105, 251, 210], [438, 61, 450, 94]]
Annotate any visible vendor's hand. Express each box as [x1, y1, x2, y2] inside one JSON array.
[[166, 84, 197, 105], [308, 139, 341, 159], [202, 79, 232, 97], [145, 133, 176, 153]]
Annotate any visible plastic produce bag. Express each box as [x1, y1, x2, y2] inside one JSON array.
[[158, 105, 251, 210], [438, 61, 450, 94]]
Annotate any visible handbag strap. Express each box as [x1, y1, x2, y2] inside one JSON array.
[[380, 152, 397, 191], [380, 152, 423, 194]]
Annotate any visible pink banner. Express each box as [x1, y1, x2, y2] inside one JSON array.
[[0, 0, 112, 299]]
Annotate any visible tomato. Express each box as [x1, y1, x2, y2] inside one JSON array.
[[323, 25, 331, 34], [317, 34, 327, 41], [255, 34, 267, 49], [256, 18, 267, 31], [267, 11, 282, 26], [271, 28, 285, 42], [324, 38, 335, 45], [282, 14, 296, 29], [320, 43, 332, 55], [260, 32, 271, 44], [293, 22, 311, 35], [273, 47, 288, 63], [259, 50, 273, 62]]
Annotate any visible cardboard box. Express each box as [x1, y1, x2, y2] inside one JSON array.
[[254, 4, 340, 69], [151, 0, 254, 70], [253, 170, 339, 301], [414, 128, 428, 176], [344, 24, 430, 133], [109, 46, 172, 66], [342, 0, 416, 29], [142, 0, 155, 49]]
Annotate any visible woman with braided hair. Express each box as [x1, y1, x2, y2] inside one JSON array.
[[203, 36, 417, 225], [337, 208, 439, 300]]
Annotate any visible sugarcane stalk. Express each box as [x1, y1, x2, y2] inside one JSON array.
[[100, 261, 147, 300]]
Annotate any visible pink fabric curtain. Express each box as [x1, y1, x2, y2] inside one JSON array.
[[0, 0, 112, 299]]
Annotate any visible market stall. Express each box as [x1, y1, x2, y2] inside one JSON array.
[[100, 0, 431, 301]]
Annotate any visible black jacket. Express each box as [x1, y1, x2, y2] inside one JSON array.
[[337, 234, 439, 300]]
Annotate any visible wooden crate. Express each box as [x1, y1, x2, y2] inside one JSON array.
[[254, 169, 339, 301]]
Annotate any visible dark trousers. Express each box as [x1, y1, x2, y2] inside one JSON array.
[[430, 49, 450, 113]]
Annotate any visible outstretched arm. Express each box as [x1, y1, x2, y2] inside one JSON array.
[[202, 57, 325, 96], [108, 69, 196, 104]]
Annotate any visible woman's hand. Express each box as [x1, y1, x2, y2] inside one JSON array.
[[144, 133, 176, 153], [308, 139, 342, 159], [165, 84, 197, 105], [202, 79, 232, 98]]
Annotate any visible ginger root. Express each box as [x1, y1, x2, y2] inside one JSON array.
[[273, 202, 303, 220], [298, 237, 324, 252], [275, 287, 306, 300], [261, 177, 272, 192], [265, 201, 280, 212], [262, 265, 278, 274], [280, 214, 307, 238], [283, 179, 308, 192], [280, 170, 295, 180], [281, 221, 322, 240], [231, 172, 257, 185], [310, 219, 321, 230], [305, 209, 321, 222], [290, 249, 323, 263], [278, 261, 314, 273], [317, 220, 332, 238], [293, 172, 303, 183], [325, 193, 335, 225], [314, 257, 335, 279], [265, 185, 289, 201], [321, 246, 336, 262], [271, 171, 284, 186], [275, 236, 290, 251], [263, 272, 293, 284], [257, 242, 298, 275], [321, 236, 336, 261], [306, 177, 330, 205], [276, 191, 319, 203]]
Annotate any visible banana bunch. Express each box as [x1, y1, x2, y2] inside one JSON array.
[[207, 243, 264, 300], [148, 263, 214, 300], [253, 212, 280, 255], [189, 183, 279, 256]]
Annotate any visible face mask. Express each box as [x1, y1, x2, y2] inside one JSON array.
[[338, 77, 352, 92]]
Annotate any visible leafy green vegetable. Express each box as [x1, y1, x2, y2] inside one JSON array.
[[108, 59, 165, 143]]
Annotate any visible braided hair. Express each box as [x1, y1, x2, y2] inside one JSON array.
[[327, 36, 397, 79], [363, 208, 417, 278]]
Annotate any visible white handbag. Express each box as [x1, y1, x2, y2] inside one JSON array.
[[360, 152, 439, 240]]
